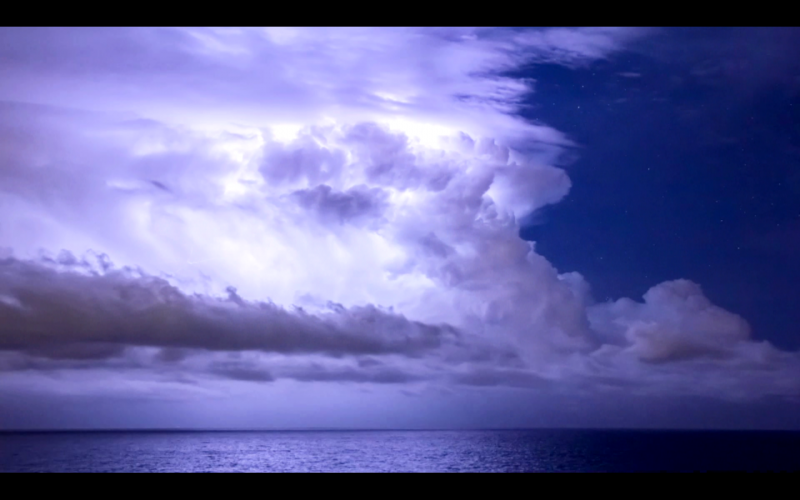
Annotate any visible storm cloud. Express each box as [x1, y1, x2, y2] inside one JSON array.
[[0, 27, 798, 428], [0, 253, 461, 358]]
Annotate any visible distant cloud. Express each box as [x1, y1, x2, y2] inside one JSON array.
[[588, 280, 751, 363]]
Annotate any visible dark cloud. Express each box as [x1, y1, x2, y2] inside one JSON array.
[[292, 184, 387, 224], [0, 253, 463, 359]]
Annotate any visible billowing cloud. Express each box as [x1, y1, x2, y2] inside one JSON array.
[[0, 27, 797, 428], [588, 280, 752, 362]]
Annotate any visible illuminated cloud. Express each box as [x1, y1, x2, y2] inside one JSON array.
[[0, 27, 797, 428]]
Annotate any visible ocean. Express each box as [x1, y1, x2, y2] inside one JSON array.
[[1, 429, 798, 472]]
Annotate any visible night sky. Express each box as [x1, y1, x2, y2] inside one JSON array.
[[518, 27, 800, 352], [0, 27, 798, 430]]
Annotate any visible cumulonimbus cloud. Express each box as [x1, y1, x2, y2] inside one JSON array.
[[0, 27, 797, 407]]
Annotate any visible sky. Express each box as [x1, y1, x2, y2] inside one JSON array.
[[0, 27, 798, 430]]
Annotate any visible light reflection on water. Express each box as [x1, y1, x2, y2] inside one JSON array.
[[1, 429, 798, 472]]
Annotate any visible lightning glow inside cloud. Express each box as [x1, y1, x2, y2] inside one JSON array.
[[0, 27, 797, 429]]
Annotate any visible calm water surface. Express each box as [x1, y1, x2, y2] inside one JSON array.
[[1, 430, 798, 472]]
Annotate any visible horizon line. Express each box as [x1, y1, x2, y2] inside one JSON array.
[[1, 427, 798, 433]]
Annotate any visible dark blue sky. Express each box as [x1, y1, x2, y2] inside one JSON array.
[[517, 27, 800, 351]]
